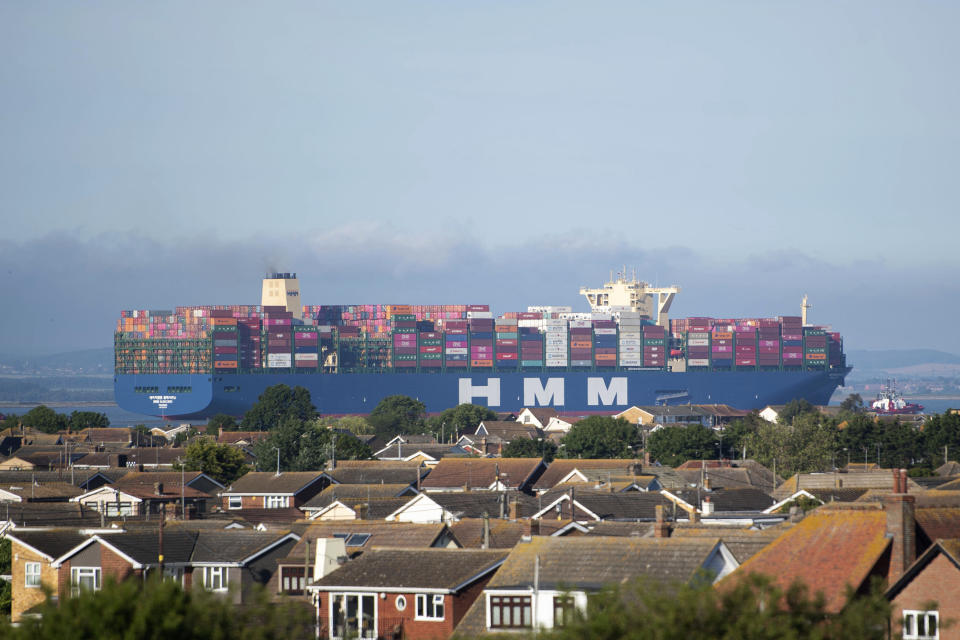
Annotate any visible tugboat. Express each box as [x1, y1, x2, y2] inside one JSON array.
[[870, 380, 924, 415]]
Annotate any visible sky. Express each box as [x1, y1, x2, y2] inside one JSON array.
[[1, 1, 958, 356]]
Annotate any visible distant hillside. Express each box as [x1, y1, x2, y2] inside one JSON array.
[[0, 347, 113, 374], [847, 349, 960, 371]]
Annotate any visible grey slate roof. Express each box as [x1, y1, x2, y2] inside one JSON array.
[[1, 502, 101, 527], [538, 488, 672, 520], [426, 492, 540, 520], [672, 488, 775, 512], [226, 471, 326, 495], [325, 465, 427, 486], [7, 529, 93, 560], [310, 548, 507, 591], [301, 484, 416, 510]]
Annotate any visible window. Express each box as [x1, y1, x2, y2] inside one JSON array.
[[332, 594, 376, 640], [71, 567, 101, 596], [163, 567, 183, 584], [395, 595, 407, 611], [280, 566, 305, 595], [202, 566, 229, 592], [903, 610, 939, 640], [25, 562, 41, 588], [489, 595, 531, 629], [265, 495, 289, 509], [553, 595, 576, 627], [415, 594, 445, 621], [228, 496, 242, 510]]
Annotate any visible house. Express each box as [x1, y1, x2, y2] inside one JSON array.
[[222, 471, 327, 510], [725, 470, 923, 613], [49, 528, 300, 605], [73, 428, 134, 448], [5, 528, 95, 622], [216, 430, 271, 446], [674, 459, 779, 492], [885, 539, 960, 640], [0, 469, 131, 492], [773, 469, 923, 500], [515, 408, 558, 429], [1, 502, 102, 528], [289, 521, 459, 558], [758, 405, 785, 423], [448, 519, 527, 549], [309, 548, 508, 640], [300, 484, 419, 521], [419, 458, 546, 493], [542, 415, 583, 437], [475, 421, 542, 445], [454, 535, 738, 635], [0, 450, 85, 471], [693, 405, 752, 425], [0, 481, 82, 503], [71, 472, 214, 518], [324, 460, 428, 488], [72, 448, 188, 470], [530, 459, 647, 493], [373, 443, 471, 464], [386, 492, 538, 524], [614, 405, 712, 428], [531, 489, 674, 523]]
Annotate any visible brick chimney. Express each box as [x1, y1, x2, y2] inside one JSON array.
[[154, 482, 164, 496], [701, 495, 714, 516], [885, 468, 916, 581], [523, 518, 541, 538], [654, 504, 670, 538], [509, 498, 520, 521]]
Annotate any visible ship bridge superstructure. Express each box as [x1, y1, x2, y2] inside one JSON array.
[[580, 273, 680, 327]]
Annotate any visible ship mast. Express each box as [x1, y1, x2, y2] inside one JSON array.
[[801, 294, 811, 326]]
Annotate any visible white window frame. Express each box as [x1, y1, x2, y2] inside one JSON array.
[[25, 562, 41, 588], [202, 566, 229, 592], [70, 567, 101, 596], [265, 495, 289, 509], [415, 593, 445, 621], [903, 609, 939, 640], [395, 595, 407, 611], [228, 496, 242, 510]]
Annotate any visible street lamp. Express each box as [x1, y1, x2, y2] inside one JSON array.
[[274, 446, 281, 477]]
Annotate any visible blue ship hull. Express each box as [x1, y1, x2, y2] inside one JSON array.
[[114, 367, 850, 419]]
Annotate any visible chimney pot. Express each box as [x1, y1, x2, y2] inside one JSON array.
[[154, 482, 163, 496]]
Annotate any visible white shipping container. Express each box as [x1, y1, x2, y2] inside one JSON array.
[[591, 314, 613, 321], [645, 346, 662, 352], [543, 319, 567, 327], [294, 353, 318, 361], [568, 320, 592, 328], [466, 311, 494, 319], [445, 348, 468, 355], [545, 339, 567, 346], [518, 320, 540, 328], [594, 328, 617, 335], [688, 332, 710, 339], [496, 318, 518, 325], [688, 358, 710, 367], [620, 360, 643, 366], [688, 338, 709, 347], [268, 353, 292, 365], [619, 345, 641, 353], [619, 339, 642, 346]]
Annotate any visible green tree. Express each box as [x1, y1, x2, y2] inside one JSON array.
[[428, 404, 497, 441], [838, 414, 878, 461], [241, 385, 317, 430], [181, 437, 250, 485], [743, 413, 838, 476], [68, 411, 109, 431], [840, 393, 865, 415], [366, 395, 427, 440], [719, 413, 764, 460], [0, 575, 312, 639], [561, 416, 640, 459], [648, 425, 719, 467], [920, 411, 960, 467], [293, 424, 373, 471], [317, 415, 374, 437], [252, 415, 308, 473], [206, 413, 238, 432], [502, 436, 558, 462], [21, 405, 68, 434], [777, 398, 818, 426]]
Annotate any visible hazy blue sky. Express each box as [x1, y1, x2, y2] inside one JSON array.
[[1, 2, 958, 355]]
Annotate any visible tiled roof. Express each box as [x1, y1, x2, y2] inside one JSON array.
[[310, 548, 507, 591], [301, 484, 416, 510], [0, 481, 82, 500], [676, 463, 778, 492], [77, 428, 132, 443], [326, 463, 426, 486], [285, 522, 451, 559], [580, 521, 655, 537], [374, 443, 471, 460], [885, 538, 960, 600], [109, 472, 210, 500], [671, 488, 775, 513], [911, 476, 958, 490], [518, 408, 559, 425], [420, 458, 544, 491], [532, 459, 643, 491], [914, 507, 960, 541], [217, 431, 270, 445], [226, 471, 326, 495], [1, 502, 102, 527], [448, 518, 526, 549], [476, 422, 542, 442], [802, 488, 870, 503], [227, 508, 306, 526], [774, 470, 919, 500], [671, 524, 784, 564], [425, 492, 539, 520], [538, 488, 673, 520], [189, 530, 296, 563], [725, 504, 890, 613], [486, 535, 723, 591], [7, 529, 93, 560], [935, 461, 960, 476], [931, 477, 960, 492]]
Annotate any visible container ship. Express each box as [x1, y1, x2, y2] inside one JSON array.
[[113, 273, 850, 419]]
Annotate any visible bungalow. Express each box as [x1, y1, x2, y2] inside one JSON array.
[[419, 458, 545, 493], [309, 548, 507, 640], [221, 471, 327, 510], [454, 535, 738, 635], [515, 408, 558, 430]]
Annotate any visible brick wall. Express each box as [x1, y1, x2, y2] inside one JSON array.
[[891, 552, 960, 640], [10, 542, 58, 623]]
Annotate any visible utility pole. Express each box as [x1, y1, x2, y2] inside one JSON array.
[[275, 447, 281, 477], [158, 503, 165, 576]]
